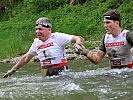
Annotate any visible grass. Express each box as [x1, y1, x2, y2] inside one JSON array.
[[0, 0, 132, 59]]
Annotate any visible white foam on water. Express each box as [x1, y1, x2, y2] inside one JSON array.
[[1, 67, 133, 99], [41, 75, 84, 96], [68, 68, 133, 79], [89, 84, 112, 94], [0, 73, 84, 98], [88, 83, 129, 100], [0, 89, 5, 97], [51, 82, 84, 96], [61, 83, 83, 91]]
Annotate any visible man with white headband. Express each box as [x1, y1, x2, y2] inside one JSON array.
[[3, 17, 84, 78], [80, 10, 133, 69]]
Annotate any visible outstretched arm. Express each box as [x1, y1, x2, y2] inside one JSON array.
[[3, 53, 34, 78], [71, 36, 85, 53], [84, 50, 106, 64], [71, 36, 84, 44]]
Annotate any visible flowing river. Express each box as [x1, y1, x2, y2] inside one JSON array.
[[0, 59, 133, 100]]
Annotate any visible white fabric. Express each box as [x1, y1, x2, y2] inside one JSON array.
[[104, 30, 133, 66], [28, 32, 73, 66]]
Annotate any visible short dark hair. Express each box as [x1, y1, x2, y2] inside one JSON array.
[[103, 10, 121, 26]]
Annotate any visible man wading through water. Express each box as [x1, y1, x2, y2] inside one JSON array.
[[3, 17, 84, 78], [79, 10, 133, 69]]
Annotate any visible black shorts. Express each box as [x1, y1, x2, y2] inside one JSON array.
[[45, 66, 68, 76]]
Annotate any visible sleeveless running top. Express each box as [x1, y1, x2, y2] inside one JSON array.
[[104, 30, 133, 67]]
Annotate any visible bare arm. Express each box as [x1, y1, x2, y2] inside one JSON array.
[[3, 53, 34, 78], [71, 36, 85, 53], [85, 50, 106, 64], [71, 36, 84, 44], [12, 53, 34, 70]]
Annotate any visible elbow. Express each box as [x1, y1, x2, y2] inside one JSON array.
[[21, 54, 32, 64], [89, 58, 101, 64], [91, 61, 99, 65]]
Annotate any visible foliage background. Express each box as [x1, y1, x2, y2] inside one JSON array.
[[0, 0, 132, 59]]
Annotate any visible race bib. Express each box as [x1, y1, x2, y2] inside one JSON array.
[[111, 59, 121, 66], [42, 59, 51, 65]]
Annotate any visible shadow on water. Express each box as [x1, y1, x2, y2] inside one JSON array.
[[0, 58, 133, 100]]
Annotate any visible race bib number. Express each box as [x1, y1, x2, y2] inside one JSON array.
[[42, 60, 51, 65], [111, 59, 121, 66]]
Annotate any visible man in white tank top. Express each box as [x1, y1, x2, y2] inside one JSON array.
[[79, 10, 133, 69], [3, 17, 84, 78]]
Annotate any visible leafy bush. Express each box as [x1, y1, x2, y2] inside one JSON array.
[[0, 0, 133, 59], [23, 0, 68, 13]]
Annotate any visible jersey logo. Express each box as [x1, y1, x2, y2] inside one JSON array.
[[106, 41, 124, 47], [37, 42, 54, 50]]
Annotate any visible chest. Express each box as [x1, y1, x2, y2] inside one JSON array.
[[104, 33, 131, 57]]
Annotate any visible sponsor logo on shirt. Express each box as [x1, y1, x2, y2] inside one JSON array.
[[106, 41, 124, 47], [38, 42, 54, 50]]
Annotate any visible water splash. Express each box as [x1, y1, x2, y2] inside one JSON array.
[[0, 89, 5, 97], [68, 68, 133, 79], [1, 67, 133, 99]]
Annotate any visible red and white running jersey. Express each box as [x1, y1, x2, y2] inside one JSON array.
[[28, 32, 73, 66]]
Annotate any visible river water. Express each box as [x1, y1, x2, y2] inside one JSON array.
[[0, 59, 133, 100]]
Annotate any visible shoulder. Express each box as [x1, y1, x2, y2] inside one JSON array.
[[126, 30, 133, 46], [126, 30, 132, 37], [33, 38, 41, 42], [32, 38, 42, 44], [99, 34, 106, 52], [51, 32, 64, 38], [102, 34, 107, 42], [126, 30, 132, 39], [33, 38, 40, 41], [52, 32, 73, 38], [52, 32, 68, 35], [52, 32, 63, 37]]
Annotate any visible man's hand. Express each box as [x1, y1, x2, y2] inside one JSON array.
[[3, 68, 17, 78], [74, 44, 88, 55]]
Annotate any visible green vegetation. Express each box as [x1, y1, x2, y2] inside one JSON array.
[[0, 0, 132, 59]]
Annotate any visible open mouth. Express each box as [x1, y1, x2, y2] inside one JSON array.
[[105, 28, 109, 32]]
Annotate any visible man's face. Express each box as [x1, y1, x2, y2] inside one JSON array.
[[103, 19, 117, 34], [35, 26, 51, 41]]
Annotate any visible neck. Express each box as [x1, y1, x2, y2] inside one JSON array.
[[42, 33, 52, 42], [112, 28, 122, 38]]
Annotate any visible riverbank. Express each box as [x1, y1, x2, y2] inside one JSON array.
[[0, 46, 99, 64]]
